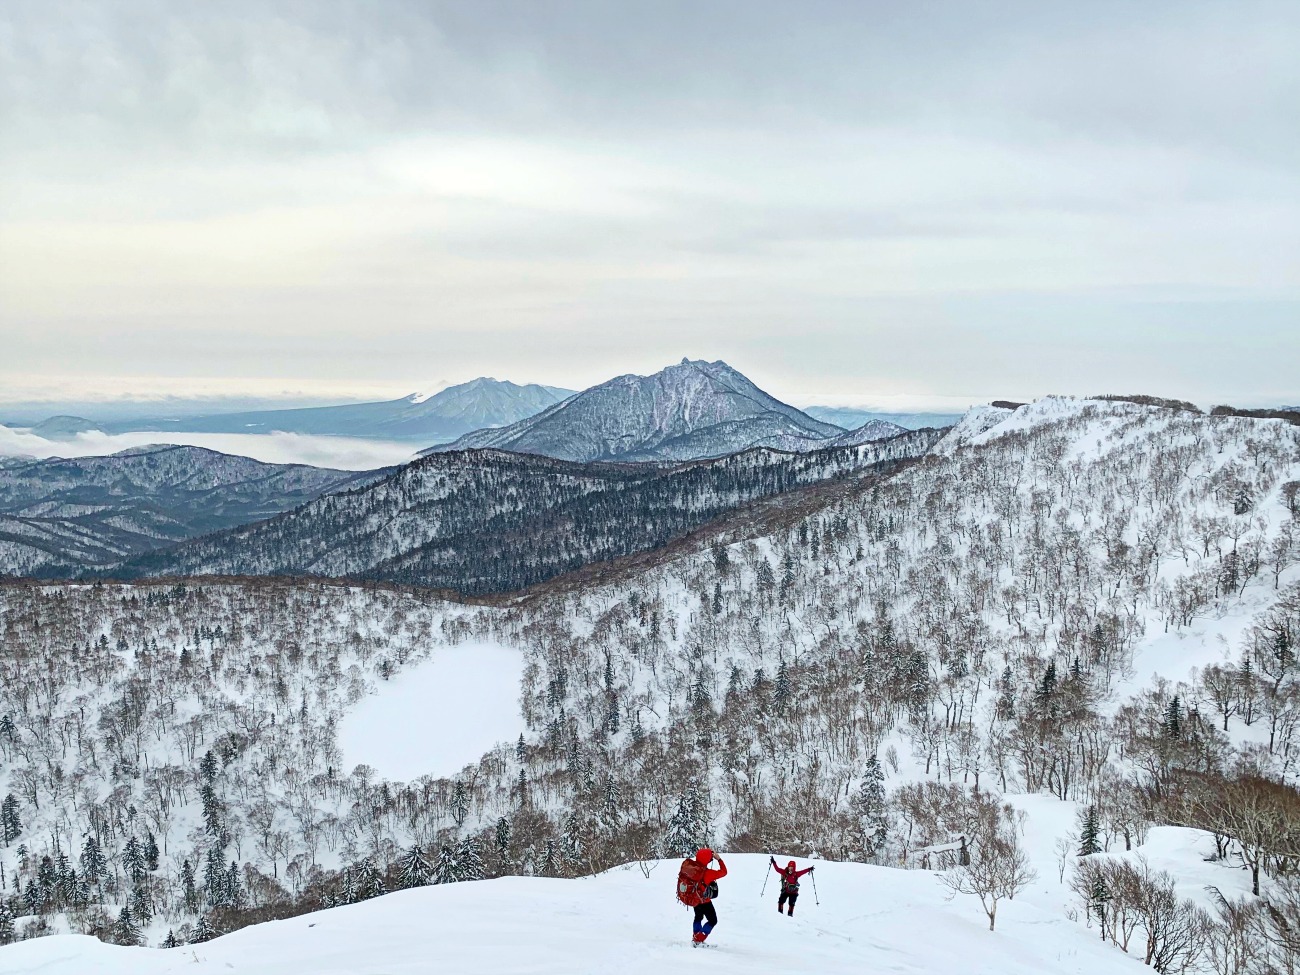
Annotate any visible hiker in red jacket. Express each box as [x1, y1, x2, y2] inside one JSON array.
[[677, 848, 728, 944], [770, 856, 814, 916]]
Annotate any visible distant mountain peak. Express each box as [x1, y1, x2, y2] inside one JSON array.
[[427, 359, 846, 462], [94, 378, 573, 443]]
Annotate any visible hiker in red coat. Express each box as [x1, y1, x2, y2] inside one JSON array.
[[770, 857, 814, 916], [677, 848, 728, 944]]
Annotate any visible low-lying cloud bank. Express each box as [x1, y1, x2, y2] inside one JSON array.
[[0, 426, 417, 471]]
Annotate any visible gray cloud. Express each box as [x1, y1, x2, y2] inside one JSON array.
[[0, 0, 1296, 408]]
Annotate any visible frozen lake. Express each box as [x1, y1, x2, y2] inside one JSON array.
[[339, 641, 525, 781]]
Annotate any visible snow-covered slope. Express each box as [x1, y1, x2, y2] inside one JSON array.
[[0, 856, 1134, 975], [100, 378, 574, 443], [821, 417, 910, 447], [933, 402, 1017, 451], [427, 359, 846, 462], [3, 396, 1298, 967]]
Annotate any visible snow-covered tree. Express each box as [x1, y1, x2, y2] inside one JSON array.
[[0, 794, 21, 846], [457, 839, 485, 881], [114, 905, 141, 946], [857, 757, 888, 859], [433, 845, 459, 885], [398, 845, 432, 889]]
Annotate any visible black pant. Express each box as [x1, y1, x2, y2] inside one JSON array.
[[693, 901, 718, 929], [779, 889, 799, 912]]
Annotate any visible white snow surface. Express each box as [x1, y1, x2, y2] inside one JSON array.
[[0, 855, 1137, 975], [338, 641, 526, 781]]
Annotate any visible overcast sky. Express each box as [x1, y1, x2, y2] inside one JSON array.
[[1, 0, 1296, 410]]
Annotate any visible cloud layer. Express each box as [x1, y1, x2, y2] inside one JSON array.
[[1, 1, 1296, 405], [0, 426, 415, 471]]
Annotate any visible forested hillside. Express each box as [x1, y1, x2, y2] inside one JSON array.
[[0, 447, 383, 577], [115, 430, 942, 594], [3, 398, 1299, 969]]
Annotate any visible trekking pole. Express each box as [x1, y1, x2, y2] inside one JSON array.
[[760, 858, 771, 899], [810, 867, 820, 906]]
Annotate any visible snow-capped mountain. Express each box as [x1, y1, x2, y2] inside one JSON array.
[[427, 359, 846, 462], [112, 428, 942, 593], [0, 445, 384, 575], [98, 378, 574, 443], [821, 417, 911, 447]]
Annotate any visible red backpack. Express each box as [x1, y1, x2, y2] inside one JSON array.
[[676, 858, 708, 907]]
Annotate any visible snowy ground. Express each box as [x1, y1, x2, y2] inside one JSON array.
[[0, 855, 1143, 975], [338, 641, 526, 780]]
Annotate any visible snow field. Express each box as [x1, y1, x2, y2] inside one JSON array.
[[338, 641, 526, 780], [0, 855, 1141, 975]]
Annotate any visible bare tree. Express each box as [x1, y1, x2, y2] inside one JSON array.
[[941, 800, 1036, 931]]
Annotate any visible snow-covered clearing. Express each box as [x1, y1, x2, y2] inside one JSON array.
[[0, 855, 1139, 975], [339, 641, 526, 780]]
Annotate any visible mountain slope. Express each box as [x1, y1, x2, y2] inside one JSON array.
[[0, 856, 1134, 975], [427, 359, 845, 462], [2, 397, 1298, 963], [101, 378, 573, 443], [822, 417, 910, 447], [112, 428, 943, 594], [0, 445, 384, 574]]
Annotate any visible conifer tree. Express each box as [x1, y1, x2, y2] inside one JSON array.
[[123, 836, 146, 884], [204, 846, 228, 907], [433, 845, 459, 885], [494, 816, 513, 870], [538, 839, 559, 877], [1078, 805, 1101, 856], [226, 860, 244, 908], [181, 860, 200, 913], [1162, 696, 1183, 740], [115, 905, 141, 946], [193, 914, 216, 943], [857, 756, 888, 859], [358, 856, 386, 899], [451, 780, 470, 827], [398, 845, 432, 889], [457, 838, 486, 880], [0, 794, 21, 847], [773, 659, 792, 712], [80, 835, 107, 889], [339, 866, 358, 905]]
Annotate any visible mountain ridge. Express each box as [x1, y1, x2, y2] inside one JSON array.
[[426, 358, 846, 462], [0, 444, 386, 575], [89, 378, 575, 443], [108, 428, 944, 594]]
